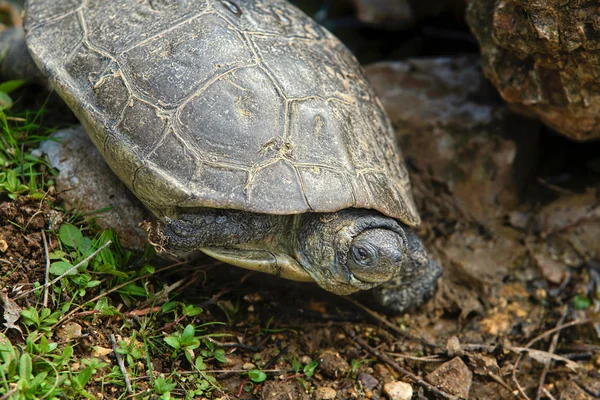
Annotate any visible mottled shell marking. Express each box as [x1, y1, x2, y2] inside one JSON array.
[[24, 0, 420, 226]]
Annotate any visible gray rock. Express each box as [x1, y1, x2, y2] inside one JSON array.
[[38, 127, 150, 249]]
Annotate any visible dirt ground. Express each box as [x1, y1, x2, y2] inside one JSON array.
[[1, 1, 600, 399]]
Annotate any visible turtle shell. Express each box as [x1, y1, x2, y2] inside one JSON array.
[[24, 0, 420, 227]]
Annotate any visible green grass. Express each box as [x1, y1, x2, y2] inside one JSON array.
[[0, 80, 56, 200], [0, 86, 229, 399], [0, 215, 231, 399]]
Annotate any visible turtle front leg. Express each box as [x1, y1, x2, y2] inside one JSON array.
[[149, 208, 287, 253], [370, 229, 442, 313]]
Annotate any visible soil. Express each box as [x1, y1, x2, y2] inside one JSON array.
[[1, 1, 600, 399]]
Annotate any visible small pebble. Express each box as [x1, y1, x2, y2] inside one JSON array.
[[56, 322, 82, 341], [314, 387, 337, 400], [358, 372, 379, 390], [426, 357, 472, 399], [383, 381, 413, 400], [446, 336, 464, 357], [242, 362, 256, 370]]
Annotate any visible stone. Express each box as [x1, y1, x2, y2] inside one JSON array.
[[425, 357, 472, 399], [359, 372, 379, 390], [314, 387, 337, 400], [37, 127, 150, 249], [466, 0, 600, 141], [365, 57, 541, 225], [383, 381, 413, 400], [55, 321, 82, 341]]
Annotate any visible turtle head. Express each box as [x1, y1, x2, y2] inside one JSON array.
[[294, 209, 408, 295]]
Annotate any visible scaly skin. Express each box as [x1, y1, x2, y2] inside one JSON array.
[[153, 208, 441, 311]]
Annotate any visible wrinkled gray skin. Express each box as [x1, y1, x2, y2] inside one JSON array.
[[1, 0, 442, 313], [155, 208, 441, 304]]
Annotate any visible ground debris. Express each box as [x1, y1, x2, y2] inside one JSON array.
[[425, 357, 472, 399], [318, 350, 350, 378], [0, 292, 21, 334], [558, 381, 593, 400]]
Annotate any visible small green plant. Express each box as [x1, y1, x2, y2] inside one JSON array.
[[291, 356, 320, 390], [116, 332, 145, 366], [153, 375, 177, 399], [348, 358, 373, 376], [0, 331, 105, 399], [20, 307, 60, 333], [573, 294, 591, 310], [164, 324, 202, 361], [248, 369, 267, 383], [0, 81, 56, 199]]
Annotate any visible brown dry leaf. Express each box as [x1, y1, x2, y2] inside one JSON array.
[[508, 347, 579, 372], [1, 292, 22, 335]]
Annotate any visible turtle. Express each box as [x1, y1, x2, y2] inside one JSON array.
[[1, 0, 442, 313]]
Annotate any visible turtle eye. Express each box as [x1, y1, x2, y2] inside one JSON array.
[[352, 246, 372, 265]]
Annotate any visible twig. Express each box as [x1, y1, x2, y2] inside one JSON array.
[[204, 336, 261, 352], [343, 297, 439, 349], [488, 371, 517, 395], [41, 230, 50, 308], [541, 388, 558, 400], [535, 308, 568, 400], [512, 316, 590, 400], [124, 306, 161, 317], [51, 260, 186, 330], [343, 325, 459, 400], [524, 318, 591, 347], [14, 240, 112, 300], [110, 334, 133, 394], [386, 353, 444, 363], [0, 385, 16, 400]]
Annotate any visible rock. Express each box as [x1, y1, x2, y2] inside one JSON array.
[[365, 57, 541, 225], [382, 381, 413, 400], [242, 362, 256, 370], [446, 336, 464, 357], [358, 372, 379, 390], [38, 127, 150, 249], [425, 357, 472, 399], [55, 321, 82, 341], [313, 387, 337, 400], [466, 0, 600, 141], [319, 350, 350, 378]]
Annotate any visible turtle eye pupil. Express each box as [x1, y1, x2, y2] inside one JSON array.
[[354, 247, 368, 262]]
